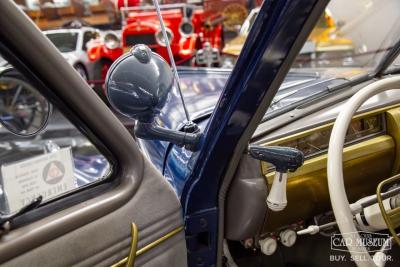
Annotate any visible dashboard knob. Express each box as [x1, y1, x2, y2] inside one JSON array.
[[279, 229, 297, 247], [259, 237, 277, 255]]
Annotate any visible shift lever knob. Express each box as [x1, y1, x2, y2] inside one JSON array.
[[249, 146, 304, 211], [267, 172, 288, 211]]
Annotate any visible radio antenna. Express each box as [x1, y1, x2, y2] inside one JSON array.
[[152, 0, 191, 122]]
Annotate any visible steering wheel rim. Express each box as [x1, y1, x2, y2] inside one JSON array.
[[327, 76, 400, 267]]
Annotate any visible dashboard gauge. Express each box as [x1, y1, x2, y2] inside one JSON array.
[[278, 114, 384, 159]]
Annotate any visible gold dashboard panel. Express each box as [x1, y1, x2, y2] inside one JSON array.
[[260, 106, 400, 233]]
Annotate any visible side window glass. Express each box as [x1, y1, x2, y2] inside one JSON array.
[[0, 55, 111, 215]]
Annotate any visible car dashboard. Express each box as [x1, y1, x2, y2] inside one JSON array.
[[225, 86, 400, 241]]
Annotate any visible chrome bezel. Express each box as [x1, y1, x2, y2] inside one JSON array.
[[104, 32, 120, 50], [179, 19, 194, 38], [154, 28, 174, 47]]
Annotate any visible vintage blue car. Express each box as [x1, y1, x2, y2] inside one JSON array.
[[0, 0, 400, 267]]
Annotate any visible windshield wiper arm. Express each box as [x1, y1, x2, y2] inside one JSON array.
[[270, 90, 299, 107], [0, 195, 42, 235], [327, 74, 371, 92]]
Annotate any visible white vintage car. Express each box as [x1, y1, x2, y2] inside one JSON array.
[[43, 26, 101, 82]]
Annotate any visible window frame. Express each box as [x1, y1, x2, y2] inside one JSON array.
[[0, 40, 120, 228]]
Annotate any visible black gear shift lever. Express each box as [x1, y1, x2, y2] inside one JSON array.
[[249, 145, 304, 211]]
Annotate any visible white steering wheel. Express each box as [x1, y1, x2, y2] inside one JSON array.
[[327, 76, 400, 267]]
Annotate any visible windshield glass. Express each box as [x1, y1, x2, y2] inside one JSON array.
[[225, 0, 400, 73], [0, 55, 6, 67], [45, 32, 78, 53], [17, 0, 400, 124], [239, 8, 259, 36], [157, 0, 400, 126], [388, 55, 400, 73], [220, 0, 400, 115]]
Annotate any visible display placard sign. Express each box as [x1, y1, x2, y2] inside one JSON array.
[[1, 148, 75, 213]]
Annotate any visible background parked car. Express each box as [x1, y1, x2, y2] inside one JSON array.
[[44, 26, 99, 81], [87, 3, 224, 69], [222, 8, 354, 67], [43, 23, 119, 98]]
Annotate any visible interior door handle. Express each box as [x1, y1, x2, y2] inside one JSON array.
[[126, 222, 139, 267]]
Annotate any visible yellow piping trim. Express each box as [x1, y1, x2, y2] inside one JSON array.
[[111, 226, 184, 267], [126, 223, 138, 267]]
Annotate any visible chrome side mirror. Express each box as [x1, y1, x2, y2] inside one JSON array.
[[0, 68, 51, 137], [105, 44, 201, 151]]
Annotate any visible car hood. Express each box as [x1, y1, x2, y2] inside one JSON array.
[[139, 67, 364, 176], [158, 68, 344, 131]]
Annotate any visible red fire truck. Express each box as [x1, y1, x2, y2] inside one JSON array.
[[87, 1, 225, 77]]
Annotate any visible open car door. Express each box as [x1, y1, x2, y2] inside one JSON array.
[[0, 1, 187, 266]]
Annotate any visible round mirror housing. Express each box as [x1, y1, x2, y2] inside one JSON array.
[[0, 69, 51, 136], [105, 44, 202, 151], [106, 44, 174, 123]]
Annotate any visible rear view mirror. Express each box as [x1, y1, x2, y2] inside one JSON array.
[[0, 70, 51, 136]]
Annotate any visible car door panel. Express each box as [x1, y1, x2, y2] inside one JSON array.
[[0, 2, 187, 266], [1, 154, 186, 267]]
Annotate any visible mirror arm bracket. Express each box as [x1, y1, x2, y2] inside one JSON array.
[[135, 122, 202, 151]]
